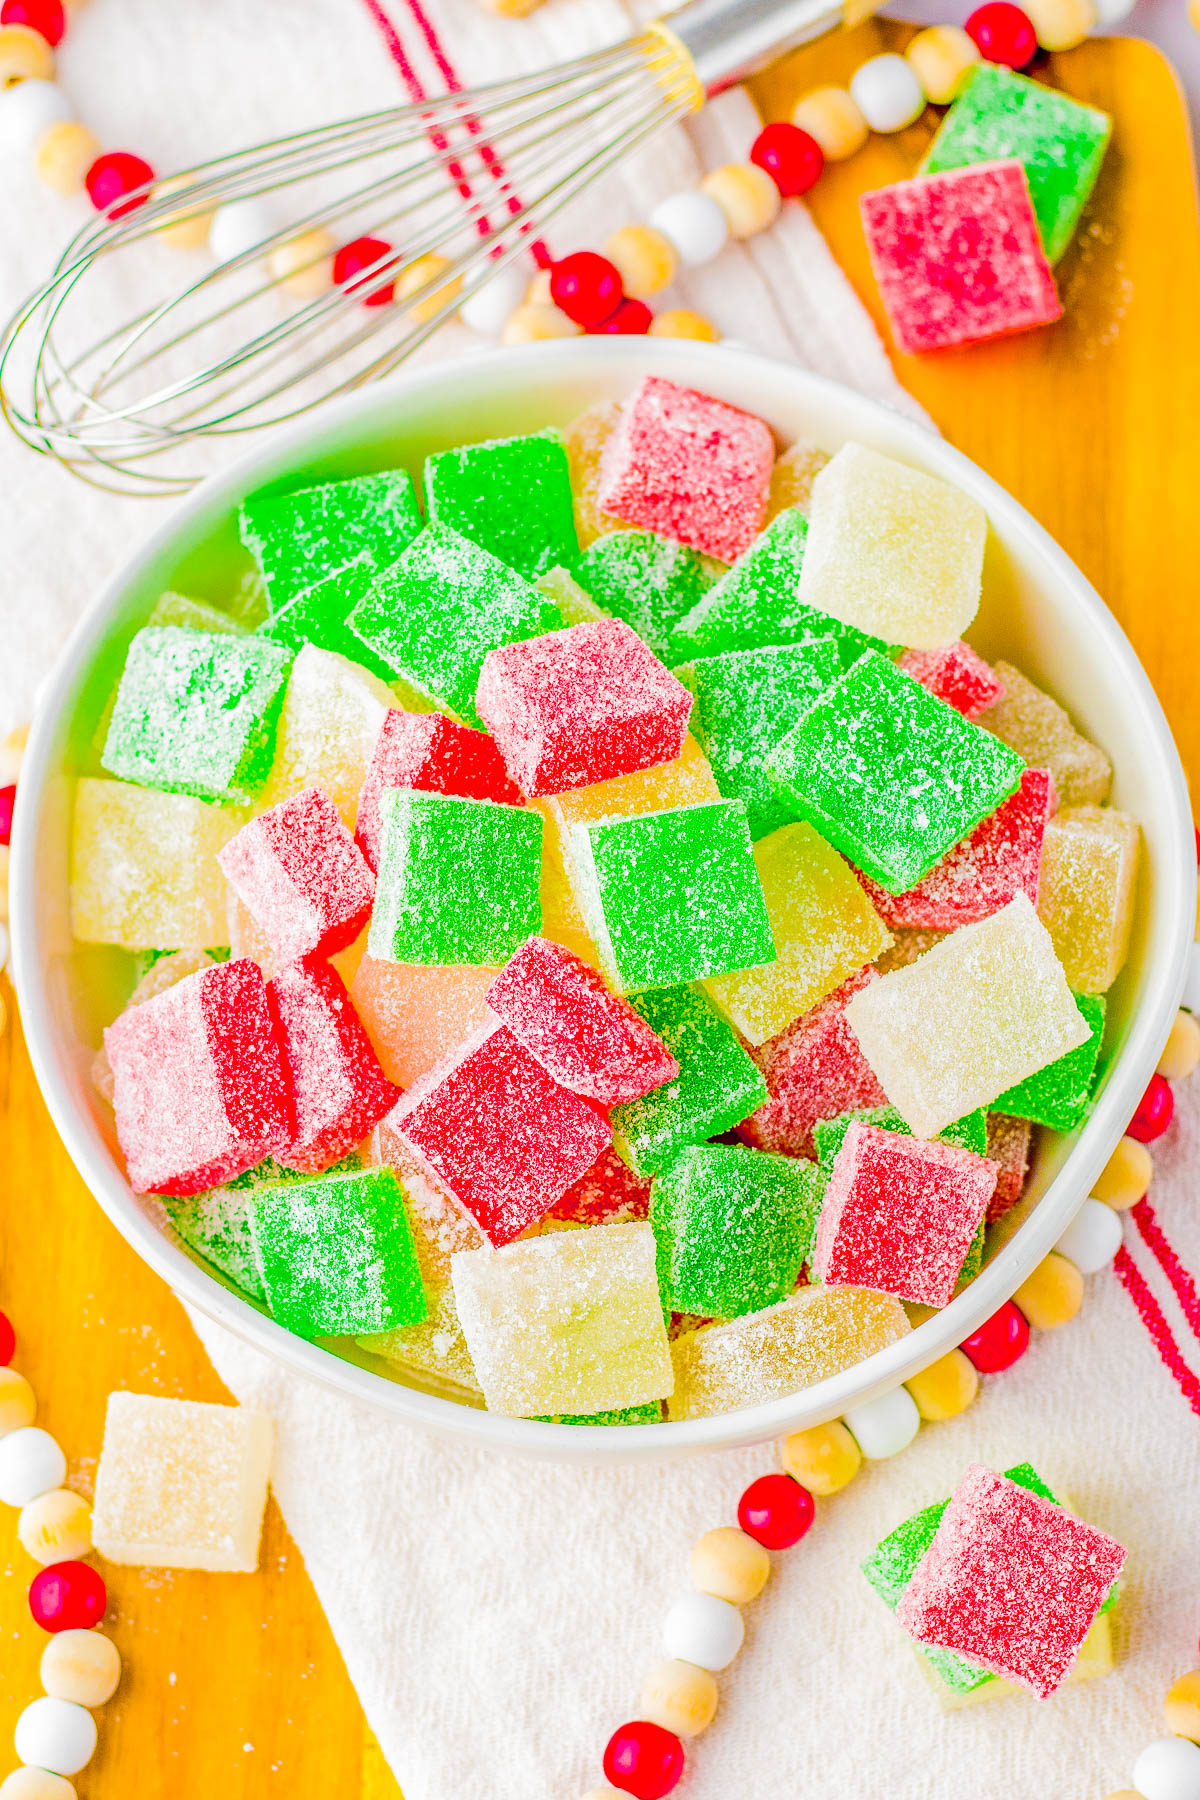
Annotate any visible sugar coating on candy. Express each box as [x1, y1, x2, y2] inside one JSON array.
[[861, 162, 1062, 356], [797, 446, 988, 652], [984, 1112, 1032, 1220], [563, 400, 629, 547], [610, 985, 768, 1178], [259, 645, 399, 828], [547, 1145, 653, 1226], [102, 626, 292, 806], [976, 660, 1112, 807], [535, 564, 610, 629], [424, 429, 579, 579], [149, 592, 246, 636], [702, 822, 892, 1046], [93, 948, 223, 1105], [814, 1123, 997, 1307], [597, 376, 775, 565], [346, 523, 564, 727], [537, 817, 602, 969], [993, 992, 1105, 1132], [354, 710, 523, 871], [675, 641, 841, 838], [71, 778, 242, 951], [899, 642, 1005, 720], [368, 790, 542, 967], [574, 529, 720, 662], [813, 1104, 988, 1173], [390, 1019, 612, 1245], [357, 1276, 481, 1398], [737, 970, 887, 1159], [667, 1284, 910, 1421], [256, 568, 401, 684], [859, 768, 1056, 931], [475, 618, 694, 798], [651, 1143, 824, 1318], [92, 1392, 273, 1572], [238, 467, 423, 610], [768, 652, 1024, 894], [218, 787, 374, 964], [1037, 805, 1140, 994], [895, 1463, 1126, 1697], [266, 955, 399, 1173], [921, 64, 1111, 263], [105, 957, 292, 1196], [766, 441, 830, 521], [570, 798, 775, 995], [845, 895, 1089, 1139], [166, 1174, 266, 1302], [450, 1221, 674, 1417], [486, 936, 679, 1105], [349, 957, 498, 1088]]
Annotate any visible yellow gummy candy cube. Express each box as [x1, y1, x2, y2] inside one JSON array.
[[350, 956, 499, 1089], [563, 400, 627, 548], [977, 661, 1112, 808], [1037, 804, 1140, 994], [71, 777, 242, 950], [766, 440, 830, 522], [258, 644, 399, 828], [358, 1279, 482, 1400]]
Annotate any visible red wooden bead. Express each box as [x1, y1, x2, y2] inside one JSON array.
[[28, 1561, 107, 1633], [960, 1300, 1030, 1373], [749, 121, 824, 197], [85, 152, 155, 220], [589, 297, 654, 336], [549, 251, 624, 328], [0, 1311, 14, 1366], [737, 1472, 815, 1549], [602, 1721, 684, 1800], [1127, 1072, 1175, 1143], [1193, 823, 1199, 869], [333, 236, 397, 307], [1, 0, 64, 45], [964, 2, 1038, 67], [0, 783, 15, 848]]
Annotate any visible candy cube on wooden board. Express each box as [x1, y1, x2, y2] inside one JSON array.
[[424, 429, 579, 579], [218, 787, 375, 964], [238, 467, 422, 610], [71, 778, 241, 951], [354, 710, 523, 871], [737, 970, 888, 1160]]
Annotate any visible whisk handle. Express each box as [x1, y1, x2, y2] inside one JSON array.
[[662, 0, 883, 94]]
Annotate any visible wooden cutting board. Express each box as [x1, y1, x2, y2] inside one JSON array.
[[1, 24, 1197, 1798]]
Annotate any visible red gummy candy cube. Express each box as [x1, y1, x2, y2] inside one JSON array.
[[105, 957, 292, 1196], [896, 1464, 1127, 1696], [389, 1019, 613, 1245], [355, 710, 524, 871], [813, 1122, 998, 1307], [485, 936, 679, 1104], [860, 768, 1056, 931], [475, 619, 693, 798], [737, 970, 886, 1160], [547, 1145, 653, 1226], [218, 787, 374, 963], [898, 642, 1005, 719], [860, 160, 1062, 356], [597, 376, 775, 564], [267, 955, 400, 1174]]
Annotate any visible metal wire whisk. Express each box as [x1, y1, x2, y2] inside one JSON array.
[[0, 0, 877, 495]]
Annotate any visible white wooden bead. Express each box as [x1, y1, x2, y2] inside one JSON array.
[[1055, 1197, 1123, 1273], [13, 1699, 96, 1778], [843, 1386, 921, 1459], [0, 80, 70, 157], [1092, 0, 1136, 18], [41, 1631, 121, 1708], [1132, 1737, 1200, 1800], [0, 1770, 76, 1800], [209, 198, 277, 264], [648, 192, 729, 268], [1182, 941, 1200, 1012], [0, 1429, 67, 1508], [459, 264, 528, 336], [849, 55, 926, 133], [661, 1590, 744, 1670]]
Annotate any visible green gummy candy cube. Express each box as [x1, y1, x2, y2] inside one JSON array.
[[574, 529, 720, 663], [767, 651, 1024, 893], [369, 790, 542, 966], [993, 992, 1106, 1132], [238, 468, 423, 611], [102, 626, 292, 806], [346, 523, 564, 727], [813, 1105, 988, 1173], [920, 64, 1111, 263], [611, 985, 768, 1178], [676, 641, 840, 838], [424, 429, 579, 579], [166, 1182, 266, 1303], [257, 568, 398, 684], [652, 1143, 825, 1319], [252, 1165, 427, 1339], [535, 1402, 663, 1426], [571, 798, 775, 995]]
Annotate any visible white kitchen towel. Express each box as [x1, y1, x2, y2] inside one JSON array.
[[3, 3, 1198, 1798]]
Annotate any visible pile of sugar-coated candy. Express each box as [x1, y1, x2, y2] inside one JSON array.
[[73, 375, 1141, 1424]]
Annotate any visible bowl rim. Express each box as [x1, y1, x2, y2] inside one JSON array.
[[12, 336, 1196, 1463]]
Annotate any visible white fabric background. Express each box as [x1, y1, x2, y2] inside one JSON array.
[[2, 4, 1198, 1797]]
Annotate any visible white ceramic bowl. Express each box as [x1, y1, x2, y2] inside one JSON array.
[[12, 339, 1195, 1462]]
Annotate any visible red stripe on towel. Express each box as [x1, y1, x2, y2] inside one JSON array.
[[1132, 1196, 1200, 1346], [1114, 1244, 1200, 1418]]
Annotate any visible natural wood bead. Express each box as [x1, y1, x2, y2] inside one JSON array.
[[0, 843, 10, 922], [396, 253, 462, 324], [1014, 1251, 1084, 1329], [501, 302, 581, 344], [604, 224, 677, 299], [779, 1419, 861, 1495], [1165, 1669, 1200, 1741], [791, 86, 868, 161], [904, 25, 980, 105], [689, 1526, 769, 1604], [1025, 0, 1097, 49], [475, 0, 546, 17], [154, 174, 214, 251], [524, 268, 554, 306], [0, 23, 53, 86], [1191, 0, 1200, 33], [767, 440, 830, 519], [0, 722, 28, 783], [639, 1658, 719, 1738], [1158, 1009, 1200, 1079], [268, 228, 336, 298], [0, 1772, 75, 1800], [1091, 1134, 1153, 1210], [700, 162, 781, 239], [41, 1630, 121, 1709], [34, 120, 100, 196], [648, 308, 720, 342], [0, 1366, 36, 1435], [579, 1789, 626, 1800], [904, 1347, 979, 1421], [18, 1488, 92, 1564]]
